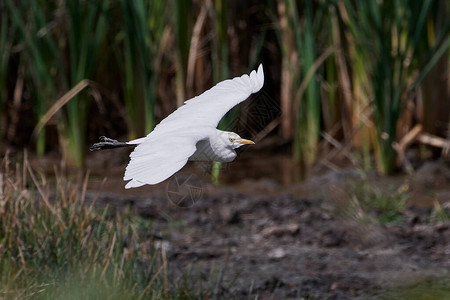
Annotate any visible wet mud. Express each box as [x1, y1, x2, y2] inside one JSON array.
[[82, 158, 450, 299]]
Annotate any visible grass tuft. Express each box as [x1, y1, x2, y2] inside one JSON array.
[[0, 153, 200, 299], [345, 178, 409, 225]]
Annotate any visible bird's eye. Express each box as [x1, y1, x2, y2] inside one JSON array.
[[229, 138, 235, 143]]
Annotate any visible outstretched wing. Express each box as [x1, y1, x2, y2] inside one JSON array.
[[124, 65, 264, 188], [152, 64, 264, 131]]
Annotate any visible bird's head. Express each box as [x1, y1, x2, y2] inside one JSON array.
[[225, 132, 255, 149]]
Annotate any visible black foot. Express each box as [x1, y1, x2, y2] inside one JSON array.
[[89, 142, 106, 151], [98, 136, 118, 143], [90, 136, 129, 151]]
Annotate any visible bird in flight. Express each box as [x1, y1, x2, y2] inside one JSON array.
[[90, 64, 264, 188]]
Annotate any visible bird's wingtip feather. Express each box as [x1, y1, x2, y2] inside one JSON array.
[[257, 64, 264, 84], [251, 63, 264, 92]]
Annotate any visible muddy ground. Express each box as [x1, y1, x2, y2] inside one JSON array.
[[79, 150, 450, 299]]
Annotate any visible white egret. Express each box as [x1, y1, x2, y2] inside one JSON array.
[[90, 64, 264, 188]]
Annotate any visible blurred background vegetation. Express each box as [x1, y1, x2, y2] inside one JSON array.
[[1, 1, 450, 298], [0, 0, 449, 174]]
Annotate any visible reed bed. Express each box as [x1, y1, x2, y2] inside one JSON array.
[[339, 0, 450, 174], [1, 0, 449, 174], [119, 0, 167, 139], [276, 0, 326, 168]]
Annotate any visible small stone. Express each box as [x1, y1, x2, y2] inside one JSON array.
[[268, 247, 286, 259], [262, 223, 300, 237], [220, 207, 241, 224]]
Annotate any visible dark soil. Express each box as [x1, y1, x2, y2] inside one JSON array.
[[83, 158, 450, 299]]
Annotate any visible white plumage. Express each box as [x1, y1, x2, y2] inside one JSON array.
[[92, 65, 264, 188]]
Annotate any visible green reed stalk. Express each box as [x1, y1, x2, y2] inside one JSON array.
[[6, 0, 64, 156], [120, 0, 166, 139], [6, 0, 108, 167], [341, 0, 450, 175], [211, 0, 231, 184], [283, 0, 324, 168], [63, 0, 109, 167], [173, 0, 192, 107]]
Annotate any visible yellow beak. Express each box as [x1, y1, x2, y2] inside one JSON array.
[[234, 138, 255, 145]]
